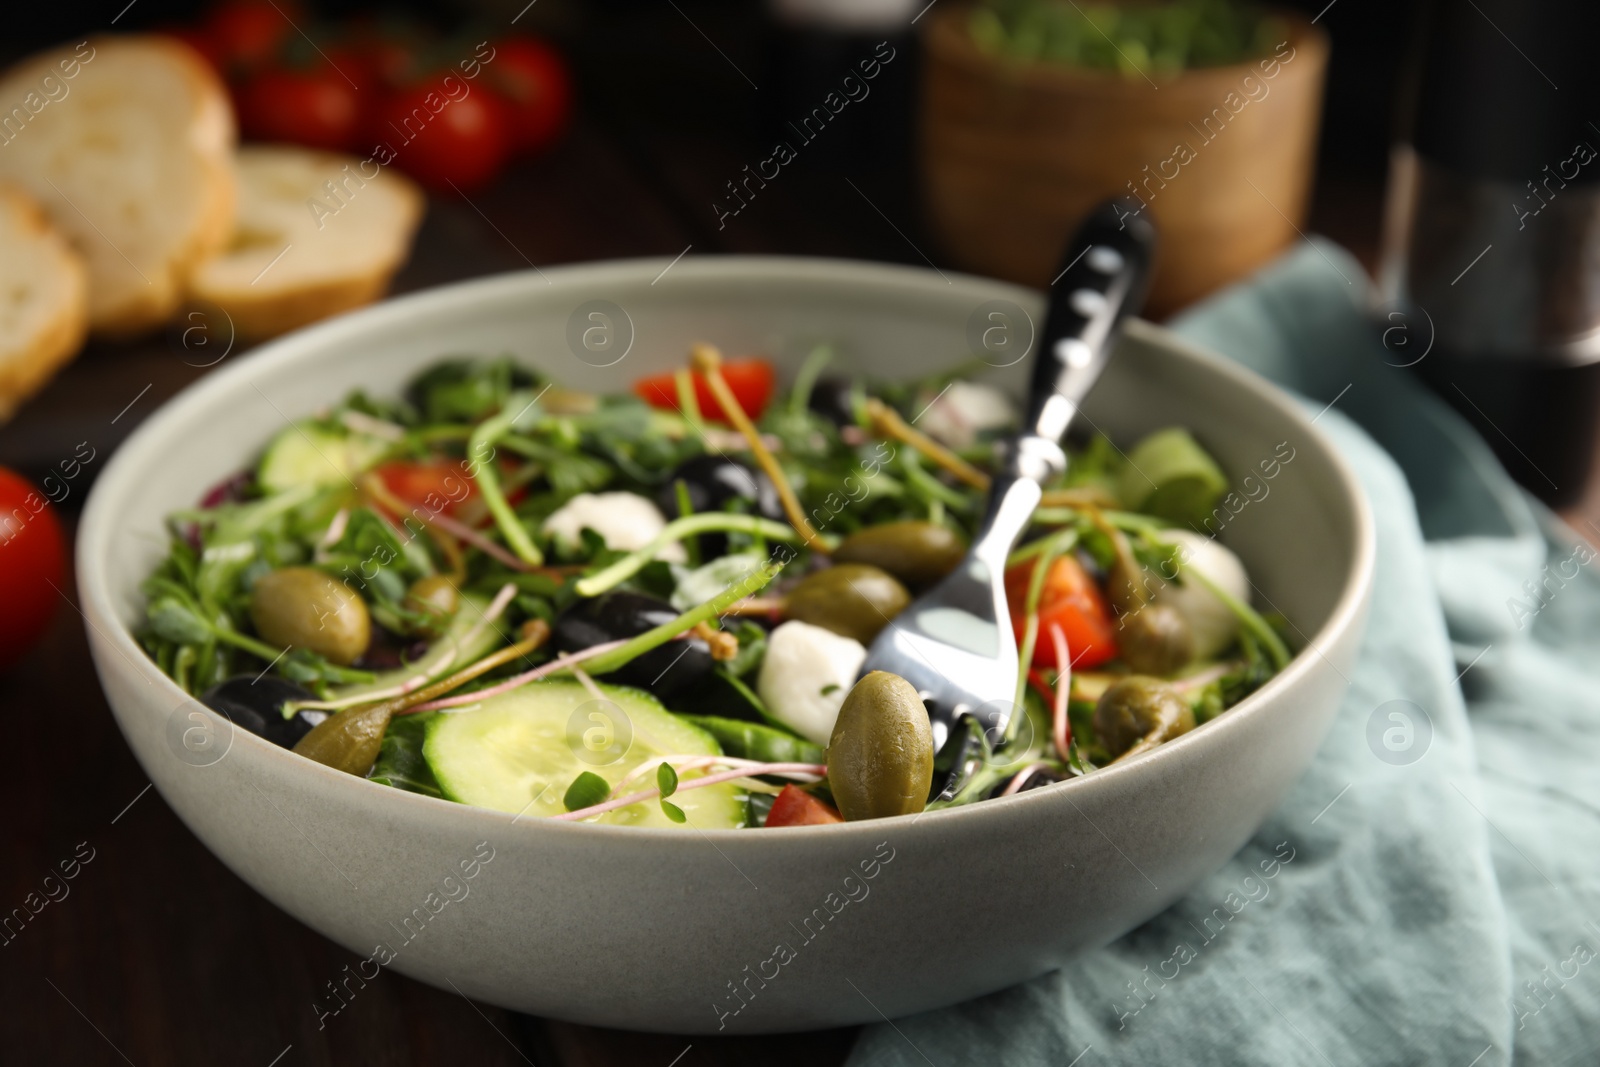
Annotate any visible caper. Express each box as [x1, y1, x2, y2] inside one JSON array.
[[827, 671, 934, 820], [1093, 676, 1195, 760], [1117, 602, 1194, 676], [832, 521, 967, 589], [293, 702, 392, 776], [249, 566, 371, 666], [1107, 554, 1159, 615], [783, 564, 910, 645], [404, 574, 460, 635]]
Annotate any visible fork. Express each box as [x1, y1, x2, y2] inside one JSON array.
[[857, 199, 1156, 751]]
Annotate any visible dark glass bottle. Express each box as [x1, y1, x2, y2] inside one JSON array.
[[761, 0, 918, 179], [1379, 0, 1600, 505]]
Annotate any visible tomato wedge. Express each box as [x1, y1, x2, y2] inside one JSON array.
[[1005, 554, 1118, 670], [376, 460, 478, 517], [764, 784, 843, 827], [634, 359, 775, 422]]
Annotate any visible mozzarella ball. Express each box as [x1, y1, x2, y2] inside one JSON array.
[[757, 620, 868, 746], [917, 381, 1017, 450], [541, 492, 687, 563], [1151, 529, 1251, 660]]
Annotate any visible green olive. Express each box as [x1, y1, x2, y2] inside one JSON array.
[[783, 564, 911, 645], [827, 671, 933, 820], [293, 703, 392, 776], [249, 567, 371, 666], [404, 574, 460, 635], [832, 521, 967, 589], [1093, 676, 1195, 760], [1117, 602, 1194, 676]]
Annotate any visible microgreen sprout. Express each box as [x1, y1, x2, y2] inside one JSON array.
[[564, 771, 610, 812], [657, 762, 686, 823], [467, 391, 544, 566]]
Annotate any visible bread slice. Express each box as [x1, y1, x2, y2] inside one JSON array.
[[0, 184, 88, 421], [187, 145, 425, 340], [0, 36, 235, 338]]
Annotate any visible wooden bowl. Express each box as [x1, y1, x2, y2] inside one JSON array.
[[920, 7, 1329, 317]]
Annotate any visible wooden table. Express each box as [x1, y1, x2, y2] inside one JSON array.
[[2, 11, 1594, 1064]]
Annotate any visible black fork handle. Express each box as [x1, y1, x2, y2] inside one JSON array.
[[1005, 199, 1157, 487]]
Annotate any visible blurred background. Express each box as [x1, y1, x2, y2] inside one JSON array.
[[4, 2, 1598, 1063], [0, 0, 1426, 483], [10, 0, 1595, 512]]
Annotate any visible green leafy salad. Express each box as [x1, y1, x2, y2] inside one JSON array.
[[970, 0, 1284, 77], [140, 343, 1290, 828]]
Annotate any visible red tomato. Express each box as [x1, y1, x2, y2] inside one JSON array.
[[1005, 554, 1118, 670], [205, 0, 297, 74], [765, 785, 843, 827], [376, 460, 478, 518], [634, 359, 776, 423], [343, 16, 427, 89], [0, 468, 65, 671], [486, 36, 572, 155], [317, 45, 384, 96], [238, 64, 363, 150], [377, 75, 511, 191]]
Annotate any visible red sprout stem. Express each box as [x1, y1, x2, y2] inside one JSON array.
[[999, 761, 1053, 797], [402, 637, 632, 712], [1048, 622, 1072, 757], [425, 508, 535, 572]]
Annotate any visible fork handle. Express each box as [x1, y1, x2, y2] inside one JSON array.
[[973, 200, 1156, 563], [1018, 198, 1155, 477]]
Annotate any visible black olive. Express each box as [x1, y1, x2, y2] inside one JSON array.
[[657, 454, 783, 520], [990, 767, 1062, 799], [552, 592, 713, 699], [807, 375, 858, 427], [656, 455, 785, 558], [200, 675, 328, 749]]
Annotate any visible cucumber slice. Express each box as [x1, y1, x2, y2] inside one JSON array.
[[423, 681, 748, 828], [1116, 428, 1227, 530], [258, 422, 389, 492], [324, 594, 500, 707]]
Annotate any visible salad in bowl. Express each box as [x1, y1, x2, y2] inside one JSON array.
[[139, 342, 1290, 830]]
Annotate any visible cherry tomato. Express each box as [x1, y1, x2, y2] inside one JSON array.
[[238, 64, 363, 150], [765, 785, 843, 827], [205, 0, 297, 74], [486, 35, 572, 155], [377, 74, 511, 191], [376, 460, 478, 518], [343, 15, 427, 89], [0, 467, 65, 671], [317, 45, 383, 96], [1004, 554, 1118, 670], [634, 359, 777, 422]]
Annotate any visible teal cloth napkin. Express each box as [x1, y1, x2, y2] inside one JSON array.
[[846, 240, 1600, 1067]]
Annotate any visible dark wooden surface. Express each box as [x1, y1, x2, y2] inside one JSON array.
[[2, 11, 1596, 1066]]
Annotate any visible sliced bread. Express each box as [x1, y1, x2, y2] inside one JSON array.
[[0, 184, 88, 421], [187, 145, 425, 340], [0, 36, 235, 337]]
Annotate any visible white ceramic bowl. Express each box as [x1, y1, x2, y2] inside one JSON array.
[[78, 257, 1373, 1034]]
